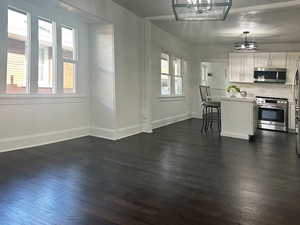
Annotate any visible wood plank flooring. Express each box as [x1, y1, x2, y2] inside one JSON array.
[[0, 119, 299, 225]]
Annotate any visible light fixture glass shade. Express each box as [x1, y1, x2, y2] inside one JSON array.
[[172, 0, 232, 21], [234, 31, 258, 51]]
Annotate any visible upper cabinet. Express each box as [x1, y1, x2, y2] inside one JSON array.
[[254, 53, 287, 68], [229, 52, 293, 84], [229, 53, 254, 83], [286, 53, 300, 85]]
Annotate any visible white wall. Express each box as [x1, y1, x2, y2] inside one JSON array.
[[0, 0, 91, 151], [0, 0, 197, 151], [150, 24, 193, 128], [65, 0, 196, 135]]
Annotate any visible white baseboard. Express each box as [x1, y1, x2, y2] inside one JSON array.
[[0, 127, 90, 153], [221, 132, 249, 140], [191, 112, 202, 119], [90, 127, 117, 140], [152, 113, 190, 129], [0, 115, 192, 153], [117, 124, 142, 139]]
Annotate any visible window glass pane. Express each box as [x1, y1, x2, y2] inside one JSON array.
[[38, 19, 53, 94], [175, 77, 183, 96], [62, 27, 74, 60], [173, 57, 181, 76], [161, 53, 169, 74], [161, 75, 171, 96], [7, 8, 28, 94], [63, 62, 75, 93]]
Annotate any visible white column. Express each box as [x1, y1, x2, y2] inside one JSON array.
[[0, 1, 8, 94], [141, 20, 153, 133]]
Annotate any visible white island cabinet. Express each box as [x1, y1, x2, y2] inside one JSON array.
[[221, 97, 257, 140]]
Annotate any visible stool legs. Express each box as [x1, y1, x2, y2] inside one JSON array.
[[201, 106, 221, 133], [201, 106, 206, 133]]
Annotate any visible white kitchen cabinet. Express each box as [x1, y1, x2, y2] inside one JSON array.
[[254, 52, 287, 68], [270, 53, 287, 68], [229, 53, 254, 83], [286, 52, 300, 85], [254, 53, 269, 68]]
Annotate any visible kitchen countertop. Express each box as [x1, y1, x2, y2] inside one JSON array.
[[221, 97, 256, 103]]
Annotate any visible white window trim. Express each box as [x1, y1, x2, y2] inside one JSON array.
[[62, 25, 78, 94], [160, 52, 185, 98], [0, 4, 80, 97]]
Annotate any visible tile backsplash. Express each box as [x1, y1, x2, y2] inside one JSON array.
[[237, 83, 293, 101]]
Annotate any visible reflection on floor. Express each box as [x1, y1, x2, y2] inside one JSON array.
[[0, 119, 299, 225]]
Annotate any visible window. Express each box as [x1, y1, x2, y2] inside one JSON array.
[[62, 26, 77, 93], [173, 57, 183, 96], [38, 18, 54, 94], [161, 53, 171, 96], [4, 6, 79, 96], [7, 8, 28, 94], [160, 52, 184, 96]]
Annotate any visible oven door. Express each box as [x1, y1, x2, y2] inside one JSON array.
[[258, 105, 287, 131]]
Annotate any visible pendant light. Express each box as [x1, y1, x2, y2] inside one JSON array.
[[234, 31, 258, 51], [172, 0, 232, 21]]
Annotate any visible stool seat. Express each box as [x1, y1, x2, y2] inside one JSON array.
[[203, 101, 221, 108]]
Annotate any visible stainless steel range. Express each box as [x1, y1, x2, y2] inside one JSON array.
[[256, 96, 289, 132]]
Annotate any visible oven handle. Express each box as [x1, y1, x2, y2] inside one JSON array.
[[258, 106, 287, 110]]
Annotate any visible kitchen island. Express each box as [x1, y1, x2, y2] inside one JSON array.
[[221, 97, 257, 140]]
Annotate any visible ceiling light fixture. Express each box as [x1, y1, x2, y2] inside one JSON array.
[[172, 0, 232, 21], [234, 31, 258, 51]]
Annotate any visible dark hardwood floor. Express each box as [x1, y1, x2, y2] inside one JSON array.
[[0, 119, 299, 225]]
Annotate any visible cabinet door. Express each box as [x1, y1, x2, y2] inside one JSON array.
[[242, 53, 254, 83], [270, 53, 287, 68], [254, 53, 269, 68], [286, 52, 300, 85], [229, 53, 242, 82]]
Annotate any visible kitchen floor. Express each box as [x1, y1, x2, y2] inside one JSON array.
[[0, 119, 299, 225]]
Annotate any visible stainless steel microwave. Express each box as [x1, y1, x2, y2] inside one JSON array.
[[254, 68, 287, 83]]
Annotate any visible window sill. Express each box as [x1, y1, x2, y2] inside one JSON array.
[[0, 94, 87, 105], [159, 96, 186, 102], [0, 94, 86, 99]]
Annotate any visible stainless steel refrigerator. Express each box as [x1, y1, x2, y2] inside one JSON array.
[[294, 69, 300, 157]]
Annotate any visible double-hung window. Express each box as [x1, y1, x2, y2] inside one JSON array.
[[5, 7, 78, 95], [7, 8, 29, 94], [38, 18, 55, 94], [160, 53, 171, 96], [62, 26, 77, 94], [173, 56, 183, 96], [160, 52, 184, 96]]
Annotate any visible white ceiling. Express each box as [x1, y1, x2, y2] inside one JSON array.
[[111, 0, 300, 45]]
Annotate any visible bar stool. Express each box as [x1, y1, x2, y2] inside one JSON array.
[[199, 86, 221, 133]]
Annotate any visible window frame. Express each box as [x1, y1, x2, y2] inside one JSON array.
[[37, 17, 56, 94], [61, 25, 78, 94], [160, 51, 184, 97], [160, 52, 171, 96], [6, 6, 30, 95], [0, 4, 80, 97]]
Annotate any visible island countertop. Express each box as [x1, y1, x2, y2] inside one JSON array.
[[221, 96, 255, 103]]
